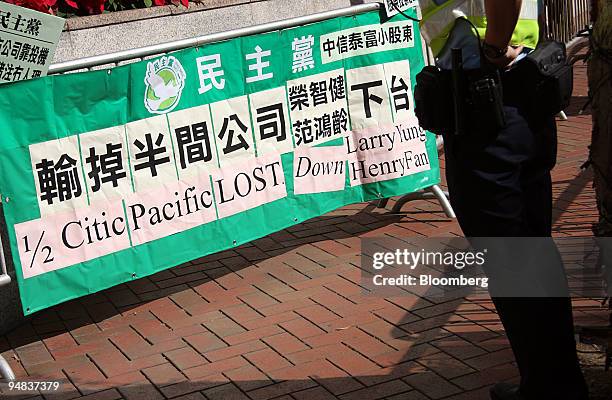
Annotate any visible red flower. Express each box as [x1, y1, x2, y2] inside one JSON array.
[[82, 0, 105, 14], [5, 0, 57, 14], [64, 0, 105, 14]]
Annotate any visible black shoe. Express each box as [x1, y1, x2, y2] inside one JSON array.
[[490, 383, 524, 400]]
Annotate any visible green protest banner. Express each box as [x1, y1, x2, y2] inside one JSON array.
[[0, 8, 439, 314]]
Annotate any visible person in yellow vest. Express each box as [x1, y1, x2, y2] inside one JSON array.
[[416, 1, 589, 399], [589, 0, 612, 238]]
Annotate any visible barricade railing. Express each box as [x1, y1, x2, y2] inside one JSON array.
[[0, 3, 453, 381], [541, 0, 591, 121], [49, 3, 381, 74], [0, 216, 14, 380], [8, 3, 379, 297], [47, 2, 454, 217], [0, 234, 9, 288], [542, 0, 591, 44]]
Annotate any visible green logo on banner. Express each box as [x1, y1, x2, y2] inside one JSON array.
[[144, 56, 186, 114]]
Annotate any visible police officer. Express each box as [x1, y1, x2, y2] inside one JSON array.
[[416, 1, 589, 399]]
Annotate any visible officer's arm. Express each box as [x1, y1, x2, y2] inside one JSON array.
[[483, 0, 524, 67], [484, 0, 522, 48]]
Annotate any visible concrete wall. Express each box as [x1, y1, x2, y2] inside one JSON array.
[[54, 0, 377, 64], [1, 0, 380, 334]]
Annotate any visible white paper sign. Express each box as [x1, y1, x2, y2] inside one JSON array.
[[0, 2, 64, 84], [383, 0, 418, 18]]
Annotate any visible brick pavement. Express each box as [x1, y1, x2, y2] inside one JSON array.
[[0, 61, 608, 400]]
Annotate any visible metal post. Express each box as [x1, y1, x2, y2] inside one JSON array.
[[389, 185, 455, 218], [0, 201, 15, 380], [0, 354, 15, 381], [0, 203, 10, 288], [430, 184, 456, 218], [377, 132, 455, 218]]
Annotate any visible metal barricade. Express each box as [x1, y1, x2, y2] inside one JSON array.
[[377, 135, 455, 218], [49, 3, 381, 74], [542, 0, 591, 43], [47, 2, 454, 216], [0, 214, 14, 380], [0, 233, 9, 288], [0, 2, 453, 380], [0, 354, 15, 381], [541, 0, 591, 121]]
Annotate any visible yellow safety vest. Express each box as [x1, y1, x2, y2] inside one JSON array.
[[418, 0, 539, 57]]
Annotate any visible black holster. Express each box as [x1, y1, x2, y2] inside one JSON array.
[[414, 41, 573, 136], [414, 63, 505, 136], [414, 66, 454, 135], [503, 41, 573, 117]]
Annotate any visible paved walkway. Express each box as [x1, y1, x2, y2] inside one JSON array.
[[1, 61, 610, 400]]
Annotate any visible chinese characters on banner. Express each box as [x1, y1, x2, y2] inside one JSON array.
[[21, 25, 427, 277], [320, 20, 414, 64], [0, 2, 64, 84], [288, 69, 349, 147], [383, 0, 419, 18], [0, 9, 439, 313]]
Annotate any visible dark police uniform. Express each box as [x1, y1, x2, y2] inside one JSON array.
[[417, 0, 589, 398]]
